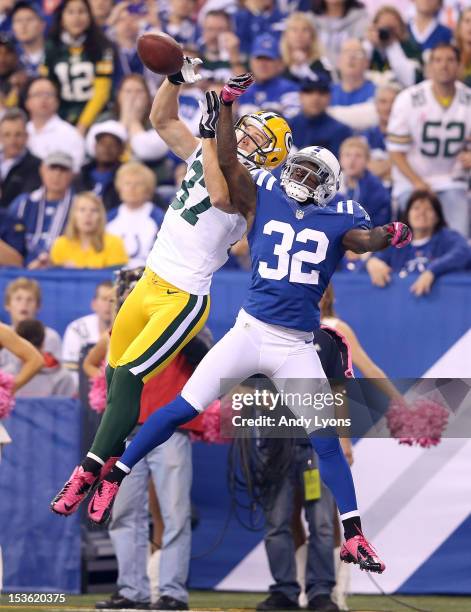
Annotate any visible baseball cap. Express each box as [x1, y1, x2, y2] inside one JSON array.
[[251, 33, 280, 60], [300, 77, 331, 94], [44, 151, 74, 169], [86, 120, 128, 157]]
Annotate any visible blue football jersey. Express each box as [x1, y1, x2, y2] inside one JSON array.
[[243, 170, 372, 331]]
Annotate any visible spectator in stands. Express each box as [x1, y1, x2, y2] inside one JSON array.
[[108, 1, 143, 80], [198, 10, 244, 83], [107, 162, 164, 268], [387, 43, 471, 234], [280, 12, 332, 85], [456, 7, 471, 87], [0, 320, 43, 389], [2, 319, 76, 397], [234, 0, 286, 58], [329, 39, 377, 131], [366, 190, 471, 296], [159, 0, 199, 47], [289, 78, 352, 158], [362, 83, 401, 187], [311, 0, 369, 68], [75, 120, 125, 210], [0, 207, 24, 265], [25, 76, 85, 172], [338, 137, 391, 226], [50, 191, 128, 268], [238, 33, 300, 120], [408, 0, 452, 52], [0, 108, 41, 208], [89, 0, 113, 30], [42, 0, 115, 133], [366, 6, 422, 87], [11, 1, 45, 77], [114, 75, 169, 169], [9, 151, 74, 267], [3, 276, 62, 359], [62, 279, 114, 383], [0, 33, 26, 108]]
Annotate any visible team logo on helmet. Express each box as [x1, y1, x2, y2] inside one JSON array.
[[235, 111, 292, 170]]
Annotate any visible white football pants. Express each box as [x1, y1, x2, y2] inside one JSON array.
[[182, 309, 331, 431]]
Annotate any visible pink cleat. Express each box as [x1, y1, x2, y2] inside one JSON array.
[[88, 479, 120, 525], [50, 466, 98, 516], [340, 533, 386, 573], [99, 456, 118, 480]]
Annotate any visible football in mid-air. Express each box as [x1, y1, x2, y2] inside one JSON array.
[[137, 31, 184, 75]]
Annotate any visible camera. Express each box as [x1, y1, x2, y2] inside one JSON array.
[[378, 27, 393, 42]]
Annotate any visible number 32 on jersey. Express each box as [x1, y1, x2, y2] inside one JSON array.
[[259, 220, 329, 285]]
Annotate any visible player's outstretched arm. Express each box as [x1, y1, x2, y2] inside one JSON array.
[[342, 222, 412, 254], [149, 58, 201, 160], [216, 74, 257, 220], [199, 91, 234, 213]]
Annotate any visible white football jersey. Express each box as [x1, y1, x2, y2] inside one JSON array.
[[147, 144, 247, 295], [387, 80, 471, 197]]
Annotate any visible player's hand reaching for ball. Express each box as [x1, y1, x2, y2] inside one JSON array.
[[385, 221, 412, 249], [366, 257, 392, 287], [168, 56, 202, 85], [199, 91, 220, 139], [220, 72, 255, 105]]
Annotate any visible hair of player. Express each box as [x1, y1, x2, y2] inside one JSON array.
[[339, 136, 370, 159], [402, 190, 447, 233], [49, 0, 112, 63], [320, 283, 336, 319], [115, 161, 157, 200], [372, 6, 408, 41], [16, 319, 45, 350], [94, 279, 114, 298], [429, 42, 461, 63], [312, 0, 365, 17], [65, 191, 107, 252], [5, 277, 42, 307], [280, 12, 323, 66], [0, 107, 28, 127]]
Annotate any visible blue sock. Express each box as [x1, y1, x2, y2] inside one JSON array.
[[310, 432, 358, 515], [120, 395, 198, 469]]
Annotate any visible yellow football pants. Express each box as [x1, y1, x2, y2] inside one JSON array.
[[108, 268, 210, 383]]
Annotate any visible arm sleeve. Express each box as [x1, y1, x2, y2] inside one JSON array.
[[385, 41, 419, 88], [77, 76, 113, 128], [327, 101, 378, 131], [427, 230, 471, 277], [386, 91, 413, 152]]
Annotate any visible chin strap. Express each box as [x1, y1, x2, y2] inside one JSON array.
[[283, 181, 310, 202]]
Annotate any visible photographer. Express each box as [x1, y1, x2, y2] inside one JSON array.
[[367, 6, 423, 88]]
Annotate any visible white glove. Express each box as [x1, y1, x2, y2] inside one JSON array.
[[168, 56, 203, 85]]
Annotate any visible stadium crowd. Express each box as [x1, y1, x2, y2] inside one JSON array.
[[1, 0, 471, 610]]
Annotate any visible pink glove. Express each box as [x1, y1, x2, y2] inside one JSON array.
[[220, 72, 255, 105], [385, 222, 412, 248]]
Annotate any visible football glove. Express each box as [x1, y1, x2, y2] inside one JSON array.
[[220, 72, 255, 105], [199, 91, 220, 139], [385, 222, 412, 248], [168, 56, 202, 85]]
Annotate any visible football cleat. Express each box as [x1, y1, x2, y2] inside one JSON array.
[[340, 533, 385, 573], [50, 466, 98, 516], [99, 456, 118, 480], [88, 479, 120, 525]]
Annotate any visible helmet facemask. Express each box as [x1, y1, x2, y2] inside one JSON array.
[[281, 153, 338, 206], [235, 114, 277, 169]]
